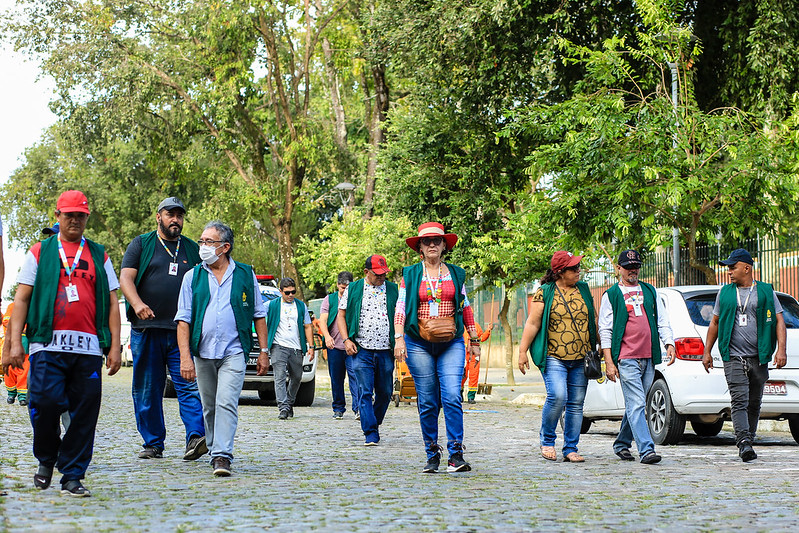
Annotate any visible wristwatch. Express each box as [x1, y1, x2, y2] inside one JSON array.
[[260, 348, 269, 354], [394, 333, 404, 339]]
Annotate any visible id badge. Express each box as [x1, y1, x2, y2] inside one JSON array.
[[65, 283, 80, 303], [429, 301, 439, 317], [633, 303, 643, 317], [169, 262, 179, 276], [739, 314, 748, 327]]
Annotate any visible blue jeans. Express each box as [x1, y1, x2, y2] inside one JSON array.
[[614, 358, 656, 456], [194, 354, 245, 461], [131, 328, 205, 450], [28, 351, 102, 484], [405, 335, 465, 458], [540, 356, 587, 455], [352, 348, 393, 443], [327, 347, 361, 414]]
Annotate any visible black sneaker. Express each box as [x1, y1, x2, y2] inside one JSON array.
[[212, 457, 231, 477], [640, 452, 662, 464], [33, 464, 53, 490], [615, 449, 635, 461], [61, 480, 91, 497], [278, 410, 289, 420], [447, 452, 471, 472], [423, 455, 440, 473], [18, 398, 28, 406], [333, 411, 344, 420], [288, 406, 294, 418], [739, 442, 757, 462], [183, 436, 208, 461], [138, 446, 163, 459], [6, 396, 14, 404]]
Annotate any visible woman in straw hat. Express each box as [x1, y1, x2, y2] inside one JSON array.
[[394, 222, 481, 473]]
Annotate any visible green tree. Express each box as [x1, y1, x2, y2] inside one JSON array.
[[3, 0, 363, 297], [295, 210, 415, 293], [504, 2, 799, 284]]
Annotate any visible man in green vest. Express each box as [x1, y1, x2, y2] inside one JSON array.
[[175, 221, 268, 477], [3, 190, 121, 497], [336, 255, 398, 446], [318, 271, 361, 419], [703, 248, 787, 462], [120, 197, 206, 462], [265, 277, 315, 419], [600, 249, 676, 465]]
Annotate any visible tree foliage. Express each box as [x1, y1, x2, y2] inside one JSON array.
[[504, 4, 799, 283]]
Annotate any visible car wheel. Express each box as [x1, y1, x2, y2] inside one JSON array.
[[789, 416, 799, 445], [580, 417, 592, 434], [690, 419, 724, 437], [294, 377, 315, 407], [163, 378, 177, 399], [646, 379, 685, 445], [257, 388, 276, 404]]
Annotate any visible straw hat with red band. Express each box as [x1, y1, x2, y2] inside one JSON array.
[[405, 222, 458, 251], [56, 190, 91, 215], [550, 250, 583, 273]]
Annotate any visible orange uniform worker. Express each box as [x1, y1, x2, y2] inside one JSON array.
[[462, 323, 493, 403], [3, 303, 30, 406]]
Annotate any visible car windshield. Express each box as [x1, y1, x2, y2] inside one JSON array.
[[684, 291, 799, 329]]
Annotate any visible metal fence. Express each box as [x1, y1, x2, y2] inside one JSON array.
[[307, 234, 799, 362]]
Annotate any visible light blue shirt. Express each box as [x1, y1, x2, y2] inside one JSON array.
[[175, 261, 266, 359]]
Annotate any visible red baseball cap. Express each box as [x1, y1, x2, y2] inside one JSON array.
[[550, 250, 583, 272], [364, 255, 391, 275], [56, 190, 90, 214]]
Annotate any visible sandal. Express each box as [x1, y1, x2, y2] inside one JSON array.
[[540, 446, 557, 461], [563, 452, 585, 463]]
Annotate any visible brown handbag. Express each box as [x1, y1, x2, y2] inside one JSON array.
[[418, 316, 457, 343]]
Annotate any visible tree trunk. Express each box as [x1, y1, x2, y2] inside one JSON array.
[[362, 63, 388, 220], [273, 214, 303, 300], [497, 286, 516, 386], [316, 0, 347, 150], [685, 225, 717, 285]]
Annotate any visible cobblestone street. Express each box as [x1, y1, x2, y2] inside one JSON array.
[[2, 367, 799, 532]]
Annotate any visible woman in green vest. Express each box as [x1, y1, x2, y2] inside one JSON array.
[[518, 251, 597, 463], [394, 222, 482, 474]]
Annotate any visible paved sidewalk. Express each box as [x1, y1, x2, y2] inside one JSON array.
[[2, 367, 798, 532]]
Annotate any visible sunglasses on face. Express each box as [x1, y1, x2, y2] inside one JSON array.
[[283, 290, 296, 295], [563, 264, 581, 273], [420, 236, 443, 246]]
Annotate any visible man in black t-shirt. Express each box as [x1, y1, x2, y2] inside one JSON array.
[[120, 197, 206, 461]]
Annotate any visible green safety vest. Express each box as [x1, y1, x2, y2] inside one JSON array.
[[342, 278, 398, 349], [717, 282, 777, 364], [189, 261, 255, 359], [606, 282, 662, 365]]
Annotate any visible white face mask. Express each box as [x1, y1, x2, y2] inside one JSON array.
[[199, 244, 221, 264]]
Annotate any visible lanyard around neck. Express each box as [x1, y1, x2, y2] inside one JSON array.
[[423, 262, 443, 303], [736, 282, 756, 313], [57, 235, 86, 281], [158, 235, 181, 262]]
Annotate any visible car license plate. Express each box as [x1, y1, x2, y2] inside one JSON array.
[[763, 381, 787, 395], [247, 356, 259, 366]]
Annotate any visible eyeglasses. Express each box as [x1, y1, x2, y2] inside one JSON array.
[[420, 236, 443, 246], [197, 239, 226, 246], [563, 264, 581, 272], [283, 290, 297, 295]]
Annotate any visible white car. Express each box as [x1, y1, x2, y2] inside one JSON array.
[[582, 285, 799, 444]]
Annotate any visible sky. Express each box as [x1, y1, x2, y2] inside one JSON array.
[[0, 0, 58, 300]]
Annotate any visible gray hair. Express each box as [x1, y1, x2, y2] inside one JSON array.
[[204, 220, 234, 258], [337, 271, 353, 284]]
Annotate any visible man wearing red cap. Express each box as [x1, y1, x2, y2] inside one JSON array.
[[337, 255, 398, 445], [2, 190, 121, 497]]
